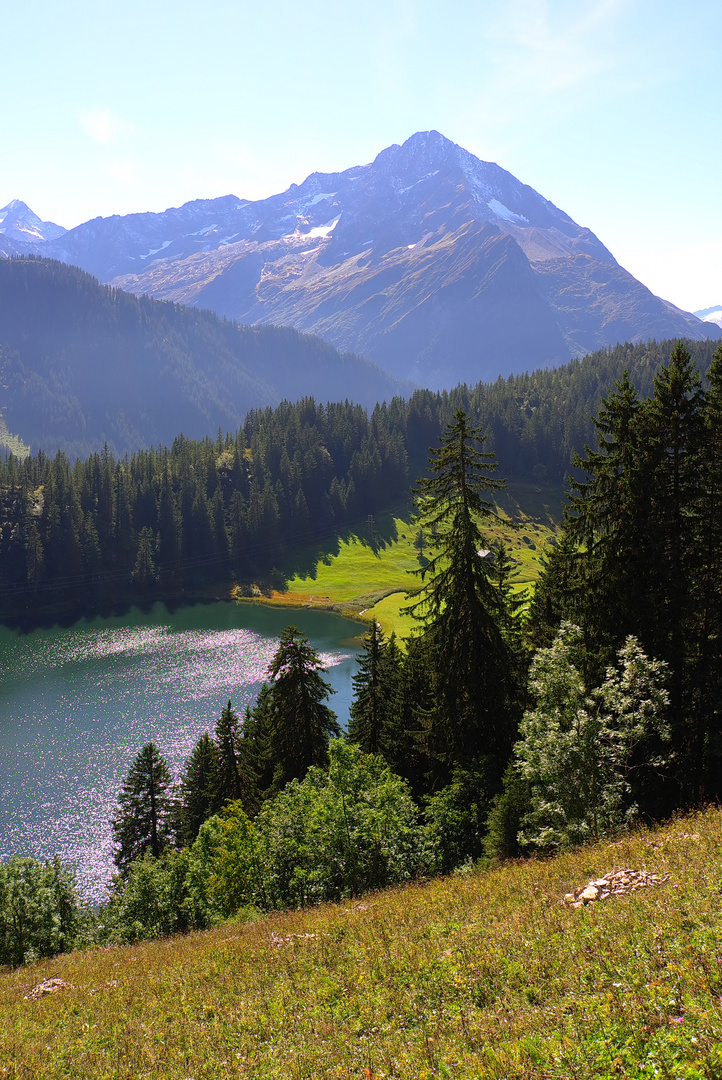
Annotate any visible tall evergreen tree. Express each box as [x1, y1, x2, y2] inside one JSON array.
[[179, 732, 221, 843], [266, 625, 340, 788], [563, 370, 655, 679], [214, 700, 245, 803], [691, 343, 722, 796], [348, 621, 402, 756], [643, 342, 704, 746], [213, 699, 260, 813], [112, 743, 178, 877], [405, 409, 515, 784]]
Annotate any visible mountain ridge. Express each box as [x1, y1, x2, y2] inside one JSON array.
[[2, 132, 718, 386]]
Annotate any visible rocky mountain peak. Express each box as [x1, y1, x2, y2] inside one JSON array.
[[0, 200, 66, 244], [4, 133, 718, 390], [373, 129, 456, 175]]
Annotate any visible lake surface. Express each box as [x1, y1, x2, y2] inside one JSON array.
[[0, 601, 362, 901]]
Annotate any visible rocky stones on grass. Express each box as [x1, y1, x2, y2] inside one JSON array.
[[564, 869, 671, 908], [25, 977, 75, 1000]]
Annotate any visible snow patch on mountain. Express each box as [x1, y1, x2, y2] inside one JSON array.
[[197, 224, 219, 236], [306, 192, 337, 207], [487, 199, 529, 225], [139, 240, 172, 260], [283, 216, 341, 242], [397, 170, 440, 196]]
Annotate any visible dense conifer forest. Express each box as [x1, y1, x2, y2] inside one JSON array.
[[0, 334, 717, 624]]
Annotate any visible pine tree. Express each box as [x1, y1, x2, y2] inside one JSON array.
[[214, 700, 245, 803], [565, 370, 652, 671], [348, 621, 401, 756], [179, 732, 221, 843], [405, 409, 515, 783], [213, 698, 263, 814], [131, 526, 158, 590], [643, 342, 704, 742], [112, 743, 178, 877], [691, 343, 722, 796], [490, 540, 529, 656], [266, 625, 340, 788]]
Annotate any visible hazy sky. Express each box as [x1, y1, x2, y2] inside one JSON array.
[[2, 0, 719, 312]]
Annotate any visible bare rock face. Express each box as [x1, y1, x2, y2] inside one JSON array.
[[564, 869, 671, 909]]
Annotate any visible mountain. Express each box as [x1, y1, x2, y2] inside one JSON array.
[[17, 131, 715, 388], [0, 258, 410, 458], [695, 305, 722, 329], [0, 199, 66, 246]]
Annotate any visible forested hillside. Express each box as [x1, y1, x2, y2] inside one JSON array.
[[0, 257, 408, 458], [0, 336, 717, 625]]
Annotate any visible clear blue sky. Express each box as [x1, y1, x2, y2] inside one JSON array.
[[2, 0, 719, 312]]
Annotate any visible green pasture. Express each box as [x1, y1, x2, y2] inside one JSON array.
[[277, 482, 562, 639]]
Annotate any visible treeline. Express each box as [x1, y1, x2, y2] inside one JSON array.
[[1, 336, 718, 624], [0, 399, 409, 620]]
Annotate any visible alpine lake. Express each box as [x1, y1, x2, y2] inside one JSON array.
[[0, 601, 363, 902]]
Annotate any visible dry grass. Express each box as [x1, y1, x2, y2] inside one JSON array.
[[3, 809, 722, 1078]]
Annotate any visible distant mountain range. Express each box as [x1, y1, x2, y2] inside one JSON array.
[[1, 132, 718, 388], [0, 258, 408, 459]]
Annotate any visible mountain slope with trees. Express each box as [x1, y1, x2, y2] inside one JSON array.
[[0, 257, 409, 459], [0, 335, 718, 626]]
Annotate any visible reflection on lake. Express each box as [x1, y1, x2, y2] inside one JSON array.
[[0, 601, 362, 901]]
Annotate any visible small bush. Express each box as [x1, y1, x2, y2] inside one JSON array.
[[105, 849, 195, 944]]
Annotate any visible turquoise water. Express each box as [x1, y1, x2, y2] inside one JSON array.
[[0, 602, 362, 901]]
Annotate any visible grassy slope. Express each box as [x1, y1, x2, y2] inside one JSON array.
[[3, 808, 722, 1078], [251, 481, 564, 640]]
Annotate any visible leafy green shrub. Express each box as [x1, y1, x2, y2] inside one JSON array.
[[0, 856, 81, 966], [254, 739, 424, 908], [423, 770, 490, 874], [514, 622, 670, 849], [484, 761, 532, 860], [186, 802, 258, 924], [105, 849, 195, 944]]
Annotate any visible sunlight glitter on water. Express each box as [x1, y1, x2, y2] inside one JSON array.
[[0, 605, 359, 902]]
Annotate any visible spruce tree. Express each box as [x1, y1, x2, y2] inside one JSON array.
[[348, 621, 401, 756], [565, 370, 652, 672], [691, 343, 722, 796], [214, 700, 245, 803], [266, 625, 340, 788], [179, 732, 221, 843], [405, 408, 515, 785], [112, 743, 177, 877], [643, 342, 704, 743]]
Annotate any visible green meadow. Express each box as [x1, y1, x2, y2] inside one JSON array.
[[255, 482, 563, 640], [3, 808, 722, 1078]]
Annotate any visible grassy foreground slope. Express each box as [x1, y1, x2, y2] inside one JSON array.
[[4, 809, 722, 1079], [249, 482, 563, 639]]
